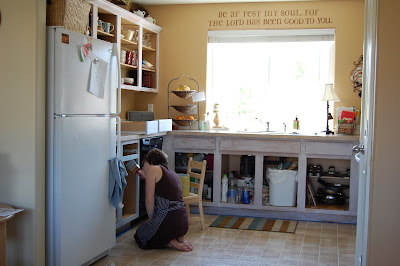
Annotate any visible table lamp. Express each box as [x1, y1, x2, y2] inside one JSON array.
[[322, 83, 341, 134]]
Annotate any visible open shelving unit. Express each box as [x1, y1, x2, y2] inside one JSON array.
[[86, 0, 162, 93]]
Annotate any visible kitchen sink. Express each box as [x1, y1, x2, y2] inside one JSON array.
[[266, 131, 300, 135], [234, 130, 300, 135], [235, 130, 278, 134]]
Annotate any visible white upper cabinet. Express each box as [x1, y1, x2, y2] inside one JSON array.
[[86, 0, 161, 93]]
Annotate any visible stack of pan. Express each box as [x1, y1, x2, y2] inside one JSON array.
[[316, 178, 349, 205]]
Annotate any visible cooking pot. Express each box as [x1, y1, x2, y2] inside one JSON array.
[[317, 187, 344, 196], [317, 178, 349, 193], [316, 192, 346, 205]]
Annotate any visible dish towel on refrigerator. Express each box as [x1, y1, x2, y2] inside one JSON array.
[[109, 157, 128, 209]]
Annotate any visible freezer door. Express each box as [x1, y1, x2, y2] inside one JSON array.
[[51, 28, 117, 115], [49, 116, 116, 266]]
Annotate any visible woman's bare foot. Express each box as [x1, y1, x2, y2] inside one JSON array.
[[167, 239, 192, 251], [177, 236, 193, 250]]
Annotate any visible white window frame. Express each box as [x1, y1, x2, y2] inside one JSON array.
[[206, 29, 336, 133]]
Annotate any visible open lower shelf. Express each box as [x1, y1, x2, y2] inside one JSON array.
[[306, 202, 349, 211], [220, 202, 254, 206], [311, 175, 350, 181]]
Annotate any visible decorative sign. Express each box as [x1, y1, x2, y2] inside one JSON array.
[[208, 9, 333, 27], [350, 55, 363, 97]]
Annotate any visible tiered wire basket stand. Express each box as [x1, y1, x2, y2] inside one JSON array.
[[168, 74, 200, 130]]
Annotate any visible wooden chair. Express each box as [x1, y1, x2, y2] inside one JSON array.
[[183, 157, 207, 230]]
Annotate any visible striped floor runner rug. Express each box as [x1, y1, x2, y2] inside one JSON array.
[[209, 216, 297, 233]]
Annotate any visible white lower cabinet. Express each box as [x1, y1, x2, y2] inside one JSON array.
[[165, 134, 358, 223], [116, 140, 140, 229]]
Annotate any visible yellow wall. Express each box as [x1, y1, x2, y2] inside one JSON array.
[[368, 0, 400, 264], [0, 0, 46, 265], [138, 0, 364, 122]]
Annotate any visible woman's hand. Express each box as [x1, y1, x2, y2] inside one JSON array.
[[137, 169, 145, 180]]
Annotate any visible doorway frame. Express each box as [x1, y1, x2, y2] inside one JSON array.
[[354, 0, 377, 265]]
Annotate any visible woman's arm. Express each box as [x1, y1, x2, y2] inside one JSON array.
[[144, 166, 161, 219]]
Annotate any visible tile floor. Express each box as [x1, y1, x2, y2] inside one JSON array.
[[92, 214, 356, 266]]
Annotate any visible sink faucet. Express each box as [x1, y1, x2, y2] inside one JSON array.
[[256, 118, 270, 131], [283, 123, 287, 133]]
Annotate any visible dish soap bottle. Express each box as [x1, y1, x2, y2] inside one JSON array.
[[204, 112, 211, 131], [293, 115, 300, 130], [221, 174, 228, 202]]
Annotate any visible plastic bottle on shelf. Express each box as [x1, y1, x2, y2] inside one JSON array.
[[204, 112, 211, 131], [293, 115, 300, 130], [221, 174, 228, 202], [228, 172, 235, 188], [242, 183, 250, 204]]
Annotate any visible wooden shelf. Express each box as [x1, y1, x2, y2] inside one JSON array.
[[142, 67, 155, 73], [121, 84, 157, 92], [306, 203, 349, 211], [120, 63, 137, 70], [97, 29, 114, 37], [310, 175, 350, 181], [121, 38, 138, 47], [120, 63, 154, 72], [143, 45, 156, 52]]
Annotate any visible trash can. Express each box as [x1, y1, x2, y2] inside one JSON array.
[[267, 168, 298, 207]]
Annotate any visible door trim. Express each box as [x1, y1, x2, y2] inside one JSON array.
[[355, 0, 378, 265]]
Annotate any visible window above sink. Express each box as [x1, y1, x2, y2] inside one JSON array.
[[206, 29, 335, 134]]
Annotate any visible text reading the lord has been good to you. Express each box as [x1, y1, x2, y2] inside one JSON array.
[[208, 9, 333, 27]]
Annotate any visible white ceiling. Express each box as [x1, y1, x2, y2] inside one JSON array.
[[131, 0, 311, 5]]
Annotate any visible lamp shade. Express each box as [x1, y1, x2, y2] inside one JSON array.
[[322, 83, 341, 102]]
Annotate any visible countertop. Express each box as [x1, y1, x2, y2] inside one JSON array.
[[119, 129, 359, 143], [168, 130, 359, 142], [119, 132, 167, 142]]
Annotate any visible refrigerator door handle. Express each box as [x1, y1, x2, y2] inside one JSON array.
[[116, 116, 121, 159], [55, 114, 120, 117], [112, 43, 121, 115]]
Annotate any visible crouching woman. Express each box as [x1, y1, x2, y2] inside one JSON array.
[[134, 148, 192, 251]]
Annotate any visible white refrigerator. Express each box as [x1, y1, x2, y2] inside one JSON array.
[[46, 27, 121, 266]]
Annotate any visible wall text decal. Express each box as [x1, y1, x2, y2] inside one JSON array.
[[208, 9, 333, 27]]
